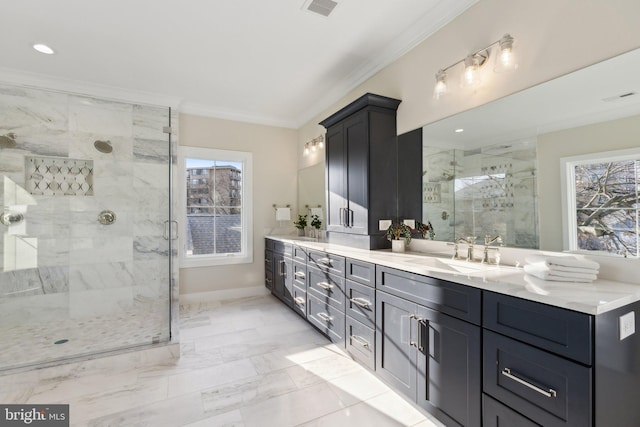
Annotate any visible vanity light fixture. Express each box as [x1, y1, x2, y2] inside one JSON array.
[[303, 134, 325, 156], [433, 34, 518, 99], [33, 43, 55, 55]]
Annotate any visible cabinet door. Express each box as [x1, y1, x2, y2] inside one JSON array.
[[344, 111, 369, 234], [272, 253, 293, 306], [326, 124, 347, 232], [375, 291, 418, 400], [416, 305, 481, 427]]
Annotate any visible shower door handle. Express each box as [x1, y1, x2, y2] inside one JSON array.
[[163, 220, 179, 240]]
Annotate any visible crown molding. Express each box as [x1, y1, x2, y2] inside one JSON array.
[[179, 102, 298, 129], [0, 67, 183, 109]]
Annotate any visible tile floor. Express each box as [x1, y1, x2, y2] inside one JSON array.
[[0, 294, 444, 427]]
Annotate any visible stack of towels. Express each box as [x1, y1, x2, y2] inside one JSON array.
[[524, 255, 600, 283]]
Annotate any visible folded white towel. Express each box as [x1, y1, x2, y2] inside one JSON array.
[[524, 264, 597, 282], [525, 254, 600, 271]]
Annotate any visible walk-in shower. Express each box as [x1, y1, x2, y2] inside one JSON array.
[[0, 83, 178, 371]]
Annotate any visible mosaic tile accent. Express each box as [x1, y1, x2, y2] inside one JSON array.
[[25, 156, 94, 196]]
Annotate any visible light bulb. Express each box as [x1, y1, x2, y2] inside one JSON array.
[[495, 34, 518, 72], [433, 70, 447, 100], [317, 136, 324, 149], [462, 55, 480, 87], [311, 142, 317, 152], [303, 144, 309, 156]]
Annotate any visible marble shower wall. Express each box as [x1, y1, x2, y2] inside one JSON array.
[[0, 83, 174, 360], [422, 140, 538, 248]]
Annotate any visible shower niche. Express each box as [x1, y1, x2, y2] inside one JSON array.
[[0, 83, 178, 371]]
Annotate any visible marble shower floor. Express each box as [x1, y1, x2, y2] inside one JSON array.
[[0, 298, 169, 370], [0, 295, 444, 427]]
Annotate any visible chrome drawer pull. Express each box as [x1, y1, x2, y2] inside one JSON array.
[[265, 278, 272, 284], [317, 282, 334, 290], [294, 271, 306, 279], [351, 335, 370, 348], [501, 368, 557, 398], [350, 297, 371, 309], [294, 297, 305, 305], [318, 257, 331, 265], [317, 312, 333, 322]]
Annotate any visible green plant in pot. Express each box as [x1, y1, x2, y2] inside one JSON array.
[[386, 222, 412, 252], [310, 214, 322, 239], [293, 214, 307, 236]]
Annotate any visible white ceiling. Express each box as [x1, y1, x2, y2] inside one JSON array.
[[0, 0, 477, 129]]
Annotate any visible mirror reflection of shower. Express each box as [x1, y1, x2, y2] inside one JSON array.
[[94, 139, 113, 153], [0, 132, 17, 148]]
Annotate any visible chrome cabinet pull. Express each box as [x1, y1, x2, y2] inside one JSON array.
[[318, 312, 333, 322], [351, 335, 370, 348], [348, 209, 354, 227], [501, 368, 557, 398], [318, 257, 331, 265], [294, 271, 306, 279], [339, 208, 345, 226], [349, 297, 371, 309], [408, 314, 417, 348], [317, 281, 334, 290], [279, 260, 285, 276], [417, 318, 427, 354], [294, 296, 305, 305]]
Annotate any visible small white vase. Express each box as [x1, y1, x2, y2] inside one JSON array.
[[297, 228, 305, 237], [391, 239, 406, 253]]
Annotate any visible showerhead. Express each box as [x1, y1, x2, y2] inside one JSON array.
[[0, 132, 17, 148], [94, 140, 113, 154]]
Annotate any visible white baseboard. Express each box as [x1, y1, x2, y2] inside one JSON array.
[[179, 286, 270, 305]]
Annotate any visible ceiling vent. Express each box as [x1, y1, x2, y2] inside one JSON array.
[[602, 92, 637, 102], [303, 0, 338, 17]]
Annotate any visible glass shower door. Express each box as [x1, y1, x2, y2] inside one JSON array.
[[0, 84, 173, 371]]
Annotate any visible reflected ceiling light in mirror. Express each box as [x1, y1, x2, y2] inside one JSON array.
[[33, 43, 55, 55], [433, 34, 517, 99], [455, 128, 464, 133], [303, 134, 325, 156]]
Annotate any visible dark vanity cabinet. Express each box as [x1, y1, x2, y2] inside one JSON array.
[[375, 266, 482, 427], [264, 239, 274, 291], [306, 250, 347, 346], [482, 292, 640, 427], [270, 241, 293, 307], [344, 258, 377, 369], [291, 245, 308, 318], [320, 93, 401, 250]]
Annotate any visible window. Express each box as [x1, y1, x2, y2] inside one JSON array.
[[561, 148, 640, 257], [178, 146, 253, 267]]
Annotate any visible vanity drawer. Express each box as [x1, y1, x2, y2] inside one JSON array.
[[272, 240, 292, 256], [483, 394, 540, 427], [483, 330, 592, 427], [293, 261, 307, 289], [346, 316, 375, 370], [292, 245, 308, 263], [483, 292, 593, 365], [308, 250, 345, 276], [346, 258, 375, 287], [307, 294, 345, 345], [292, 285, 307, 319], [346, 279, 375, 327], [307, 267, 346, 311], [265, 268, 273, 290], [376, 265, 481, 325], [265, 250, 273, 272]]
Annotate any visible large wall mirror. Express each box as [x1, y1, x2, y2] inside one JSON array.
[[297, 162, 325, 223], [416, 47, 640, 254]]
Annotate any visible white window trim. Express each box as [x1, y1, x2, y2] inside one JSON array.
[[560, 147, 640, 257], [178, 146, 253, 267]]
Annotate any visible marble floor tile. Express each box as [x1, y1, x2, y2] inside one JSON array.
[[3, 294, 443, 427]]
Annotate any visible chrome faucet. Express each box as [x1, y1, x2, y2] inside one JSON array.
[[454, 236, 476, 261], [482, 235, 503, 264]]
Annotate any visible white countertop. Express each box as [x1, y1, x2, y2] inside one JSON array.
[[266, 235, 640, 315]]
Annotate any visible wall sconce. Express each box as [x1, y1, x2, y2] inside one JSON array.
[[433, 34, 518, 100], [303, 134, 325, 156]]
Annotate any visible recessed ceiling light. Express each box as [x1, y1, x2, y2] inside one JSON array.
[[454, 128, 464, 133], [33, 43, 55, 55]]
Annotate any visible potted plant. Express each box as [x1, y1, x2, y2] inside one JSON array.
[[386, 222, 412, 252], [415, 221, 436, 240], [293, 214, 307, 236], [310, 214, 322, 239]]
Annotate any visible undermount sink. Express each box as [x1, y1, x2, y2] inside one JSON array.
[[405, 256, 501, 274]]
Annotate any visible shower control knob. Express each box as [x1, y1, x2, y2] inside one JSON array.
[[98, 210, 116, 225], [0, 211, 24, 226]]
